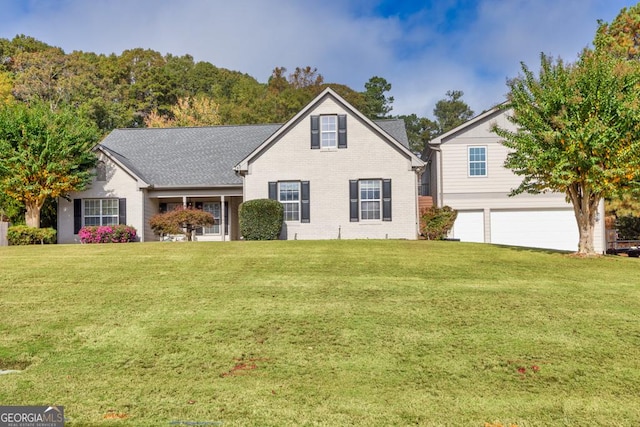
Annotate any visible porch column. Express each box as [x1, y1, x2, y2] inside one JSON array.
[[221, 196, 226, 242], [182, 196, 187, 207]]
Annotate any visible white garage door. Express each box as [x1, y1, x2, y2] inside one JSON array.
[[490, 210, 578, 251], [452, 211, 485, 243]]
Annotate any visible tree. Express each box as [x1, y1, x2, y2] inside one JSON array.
[[144, 95, 221, 128], [595, 3, 640, 60], [0, 101, 100, 227], [362, 76, 394, 119], [433, 90, 474, 135], [149, 206, 214, 241], [0, 71, 13, 104], [492, 51, 640, 255]]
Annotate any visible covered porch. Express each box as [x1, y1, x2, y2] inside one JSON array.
[[147, 186, 243, 241]]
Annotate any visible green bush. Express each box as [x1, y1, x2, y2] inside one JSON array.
[[7, 225, 57, 245], [421, 206, 458, 240], [239, 199, 284, 240], [616, 215, 640, 240]]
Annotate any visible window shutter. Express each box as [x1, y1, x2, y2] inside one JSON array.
[[73, 199, 82, 234], [310, 115, 320, 149], [301, 181, 310, 223], [159, 203, 167, 213], [382, 179, 392, 221], [119, 198, 127, 225], [338, 114, 347, 148], [268, 182, 277, 200], [349, 180, 359, 222]]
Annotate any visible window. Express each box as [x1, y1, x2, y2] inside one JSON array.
[[202, 202, 221, 234], [321, 115, 337, 148], [311, 115, 347, 149], [360, 180, 381, 220], [84, 199, 118, 226], [279, 182, 301, 221], [96, 161, 106, 181], [468, 146, 487, 177], [350, 179, 391, 222]]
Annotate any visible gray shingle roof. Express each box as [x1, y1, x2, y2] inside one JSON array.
[[99, 119, 408, 187]]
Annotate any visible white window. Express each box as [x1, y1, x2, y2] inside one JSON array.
[[468, 146, 487, 177], [84, 199, 118, 226], [202, 202, 221, 234], [279, 182, 300, 221], [321, 115, 337, 148], [359, 180, 381, 220]]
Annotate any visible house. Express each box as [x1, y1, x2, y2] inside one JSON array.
[[426, 106, 606, 253], [57, 88, 426, 243]]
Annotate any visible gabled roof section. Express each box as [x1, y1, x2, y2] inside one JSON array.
[[234, 87, 424, 173], [429, 103, 508, 146], [98, 124, 281, 187]]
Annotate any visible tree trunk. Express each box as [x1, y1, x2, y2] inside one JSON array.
[[567, 184, 600, 255], [25, 202, 42, 228]]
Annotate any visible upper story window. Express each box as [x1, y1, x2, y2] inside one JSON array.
[[321, 116, 337, 148], [311, 114, 347, 149], [468, 146, 487, 177], [96, 161, 107, 181]]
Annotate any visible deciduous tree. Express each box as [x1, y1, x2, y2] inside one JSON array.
[[0, 101, 99, 227], [493, 51, 640, 255]]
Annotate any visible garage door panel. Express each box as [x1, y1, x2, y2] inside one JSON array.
[[453, 211, 484, 243], [491, 210, 578, 251]]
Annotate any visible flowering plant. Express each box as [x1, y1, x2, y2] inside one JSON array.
[[79, 225, 137, 243]]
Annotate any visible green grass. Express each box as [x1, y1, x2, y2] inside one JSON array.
[[0, 240, 639, 426]]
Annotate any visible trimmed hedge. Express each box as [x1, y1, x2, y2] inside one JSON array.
[[239, 199, 283, 240], [421, 205, 458, 240], [7, 225, 57, 245], [78, 225, 137, 243]]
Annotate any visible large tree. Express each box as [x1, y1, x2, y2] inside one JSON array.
[[0, 101, 100, 227], [493, 51, 640, 255]]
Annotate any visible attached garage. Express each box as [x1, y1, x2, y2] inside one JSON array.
[[490, 209, 578, 251], [452, 210, 485, 243]]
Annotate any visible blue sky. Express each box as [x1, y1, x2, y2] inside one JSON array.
[[0, 0, 636, 117]]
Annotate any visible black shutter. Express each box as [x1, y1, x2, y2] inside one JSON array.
[[382, 179, 392, 221], [73, 199, 82, 234], [118, 198, 127, 225], [349, 180, 359, 222], [268, 182, 278, 200], [338, 114, 347, 148], [301, 181, 310, 223], [159, 203, 167, 213], [310, 115, 320, 149]]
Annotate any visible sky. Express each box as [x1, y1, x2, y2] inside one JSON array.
[[0, 0, 637, 118]]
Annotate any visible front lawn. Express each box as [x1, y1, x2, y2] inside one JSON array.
[[0, 240, 638, 426]]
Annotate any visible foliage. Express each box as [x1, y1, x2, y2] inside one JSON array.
[[78, 225, 137, 243], [239, 198, 283, 240], [0, 71, 13, 104], [363, 76, 394, 119], [595, 3, 640, 60], [149, 206, 214, 241], [0, 100, 100, 227], [1, 241, 640, 425], [7, 225, 56, 245], [616, 216, 640, 240], [492, 51, 640, 254], [420, 205, 458, 240], [144, 95, 221, 127]]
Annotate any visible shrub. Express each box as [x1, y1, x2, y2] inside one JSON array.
[[7, 225, 57, 245], [616, 215, 640, 240], [79, 225, 137, 243], [149, 206, 214, 241], [239, 199, 283, 240], [421, 206, 458, 240]]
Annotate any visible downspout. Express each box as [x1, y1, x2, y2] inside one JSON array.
[[429, 144, 443, 207]]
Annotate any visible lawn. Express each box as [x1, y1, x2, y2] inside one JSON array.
[[0, 240, 639, 426]]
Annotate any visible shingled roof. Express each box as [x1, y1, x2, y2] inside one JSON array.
[[99, 119, 409, 187]]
